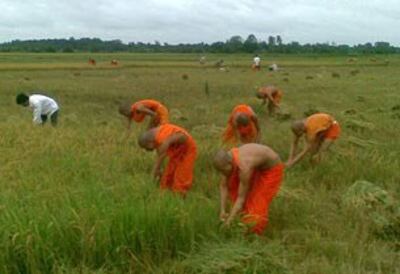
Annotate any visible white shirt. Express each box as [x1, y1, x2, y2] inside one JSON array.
[[29, 94, 59, 124], [253, 56, 261, 66]]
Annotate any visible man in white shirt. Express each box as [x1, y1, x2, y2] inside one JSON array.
[[16, 93, 60, 126], [253, 54, 261, 71]]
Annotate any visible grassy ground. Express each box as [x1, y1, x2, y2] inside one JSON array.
[[0, 53, 399, 273]]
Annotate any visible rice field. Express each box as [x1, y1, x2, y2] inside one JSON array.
[[0, 53, 399, 273]]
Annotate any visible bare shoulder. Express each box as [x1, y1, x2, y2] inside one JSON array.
[[237, 144, 280, 170]]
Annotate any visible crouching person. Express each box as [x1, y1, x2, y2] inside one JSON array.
[[213, 143, 284, 234], [16, 93, 60, 126]]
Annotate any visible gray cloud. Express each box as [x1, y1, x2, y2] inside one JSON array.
[[0, 0, 399, 45]]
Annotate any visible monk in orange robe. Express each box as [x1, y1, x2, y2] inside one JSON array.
[[138, 124, 197, 196], [256, 85, 283, 115], [119, 99, 169, 130], [213, 143, 284, 234], [223, 104, 260, 145], [286, 113, 341, 167]]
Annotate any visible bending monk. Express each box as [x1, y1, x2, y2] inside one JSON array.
[[213, 144, 284, 234], [138, 124, 197, 196], [223, 104, 260, 145], [286, 113, 341, 168], [119, 99, 169, 130], [256, 85, 283, 115]]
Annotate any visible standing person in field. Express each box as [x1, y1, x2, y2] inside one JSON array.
[[16, 93, 60, 126], [138, 123, 197, 196], [223, 104, 260, 145], [119, 99, 169, 130], [286, 113, 341, 168], [256, 85, 283, 116], [213, 144, 284, 234], [252, 54, 261, 71]]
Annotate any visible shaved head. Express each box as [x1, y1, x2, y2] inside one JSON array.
[[119, 102, 131, 117], [213, 149, 233, 175], [236, 113, 250, 126], [291, 120, 306, 136], [138, 129, 157, 150]]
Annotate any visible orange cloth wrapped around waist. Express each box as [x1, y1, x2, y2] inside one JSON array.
[[305, 113, 334, 141], [271, 90, 283, 104], [155, 124, 197, 194], [223, 105, 257, 144], [324, 121, 341, 140], [131, 99, 169, 125], [228, 148, 284, 234]]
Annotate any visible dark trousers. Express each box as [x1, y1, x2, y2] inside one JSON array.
[[41, 110, 59, 126]]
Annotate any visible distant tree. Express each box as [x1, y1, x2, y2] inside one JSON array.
[[243, 34, 258, 53], [268, 36, 276, 47], [276, 35, 282, 45], [226, 35, 244, 52]]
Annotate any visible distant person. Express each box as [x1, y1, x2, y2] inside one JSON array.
[[199, 56, 206, 65], [223, 104, 260, 145], [215, 59, 224, 68], [286, 113, 341, 167], [213, 144, 284, 234], [16, 93, 59, 126], [138, 124, 197, 196], [269, 63, 278, 71], [256, 85, 283, 115], [252, 54, 261, 71], [119, 99, 169, 130]]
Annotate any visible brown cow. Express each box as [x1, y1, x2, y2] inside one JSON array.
[[111, 59, 119, 66], [88, 58, 96, 65]]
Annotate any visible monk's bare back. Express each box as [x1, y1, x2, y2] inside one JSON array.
[[232, 143, 281, 170]]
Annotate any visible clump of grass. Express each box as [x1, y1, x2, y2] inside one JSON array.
[[180, 240, 290, 274]]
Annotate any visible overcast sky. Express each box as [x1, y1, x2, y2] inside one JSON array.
[[1, 0, 399, 45]]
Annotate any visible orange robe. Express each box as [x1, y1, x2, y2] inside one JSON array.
[[155, 124, 197, 194], [223, 105, 258, 144], [305, 113, 341, 141], [258, 86, 283, 105], [228, 148, 284, 234], [131, 100, 169, 126]]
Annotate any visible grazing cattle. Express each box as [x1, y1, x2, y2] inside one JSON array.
[[111, 59, 119, 66], [88, 58, 96, 65]]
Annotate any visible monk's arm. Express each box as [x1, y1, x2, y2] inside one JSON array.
[[158, 133, 187, 155], [287, 142, 312, 168], [153, 152, 166, 179], [288, 134, 300, 162], [219, 177, 229, 221], [225, 169, 251, 226], [136, 105, 156, 117], [261, 98, 267, 105], [266, 93, 279, 107], [252, 116, 261, 142]]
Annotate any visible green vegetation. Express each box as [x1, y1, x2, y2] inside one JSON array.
[[0, 36, 398, 54], [0, 53, 399, 273]]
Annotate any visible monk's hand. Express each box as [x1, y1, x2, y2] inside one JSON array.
[[152, 167, 162, 180], [222, 218, 232, 229], [220, 212, 229, 222]]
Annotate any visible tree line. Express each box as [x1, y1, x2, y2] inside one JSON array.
[[0, 35, 398, 54]]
